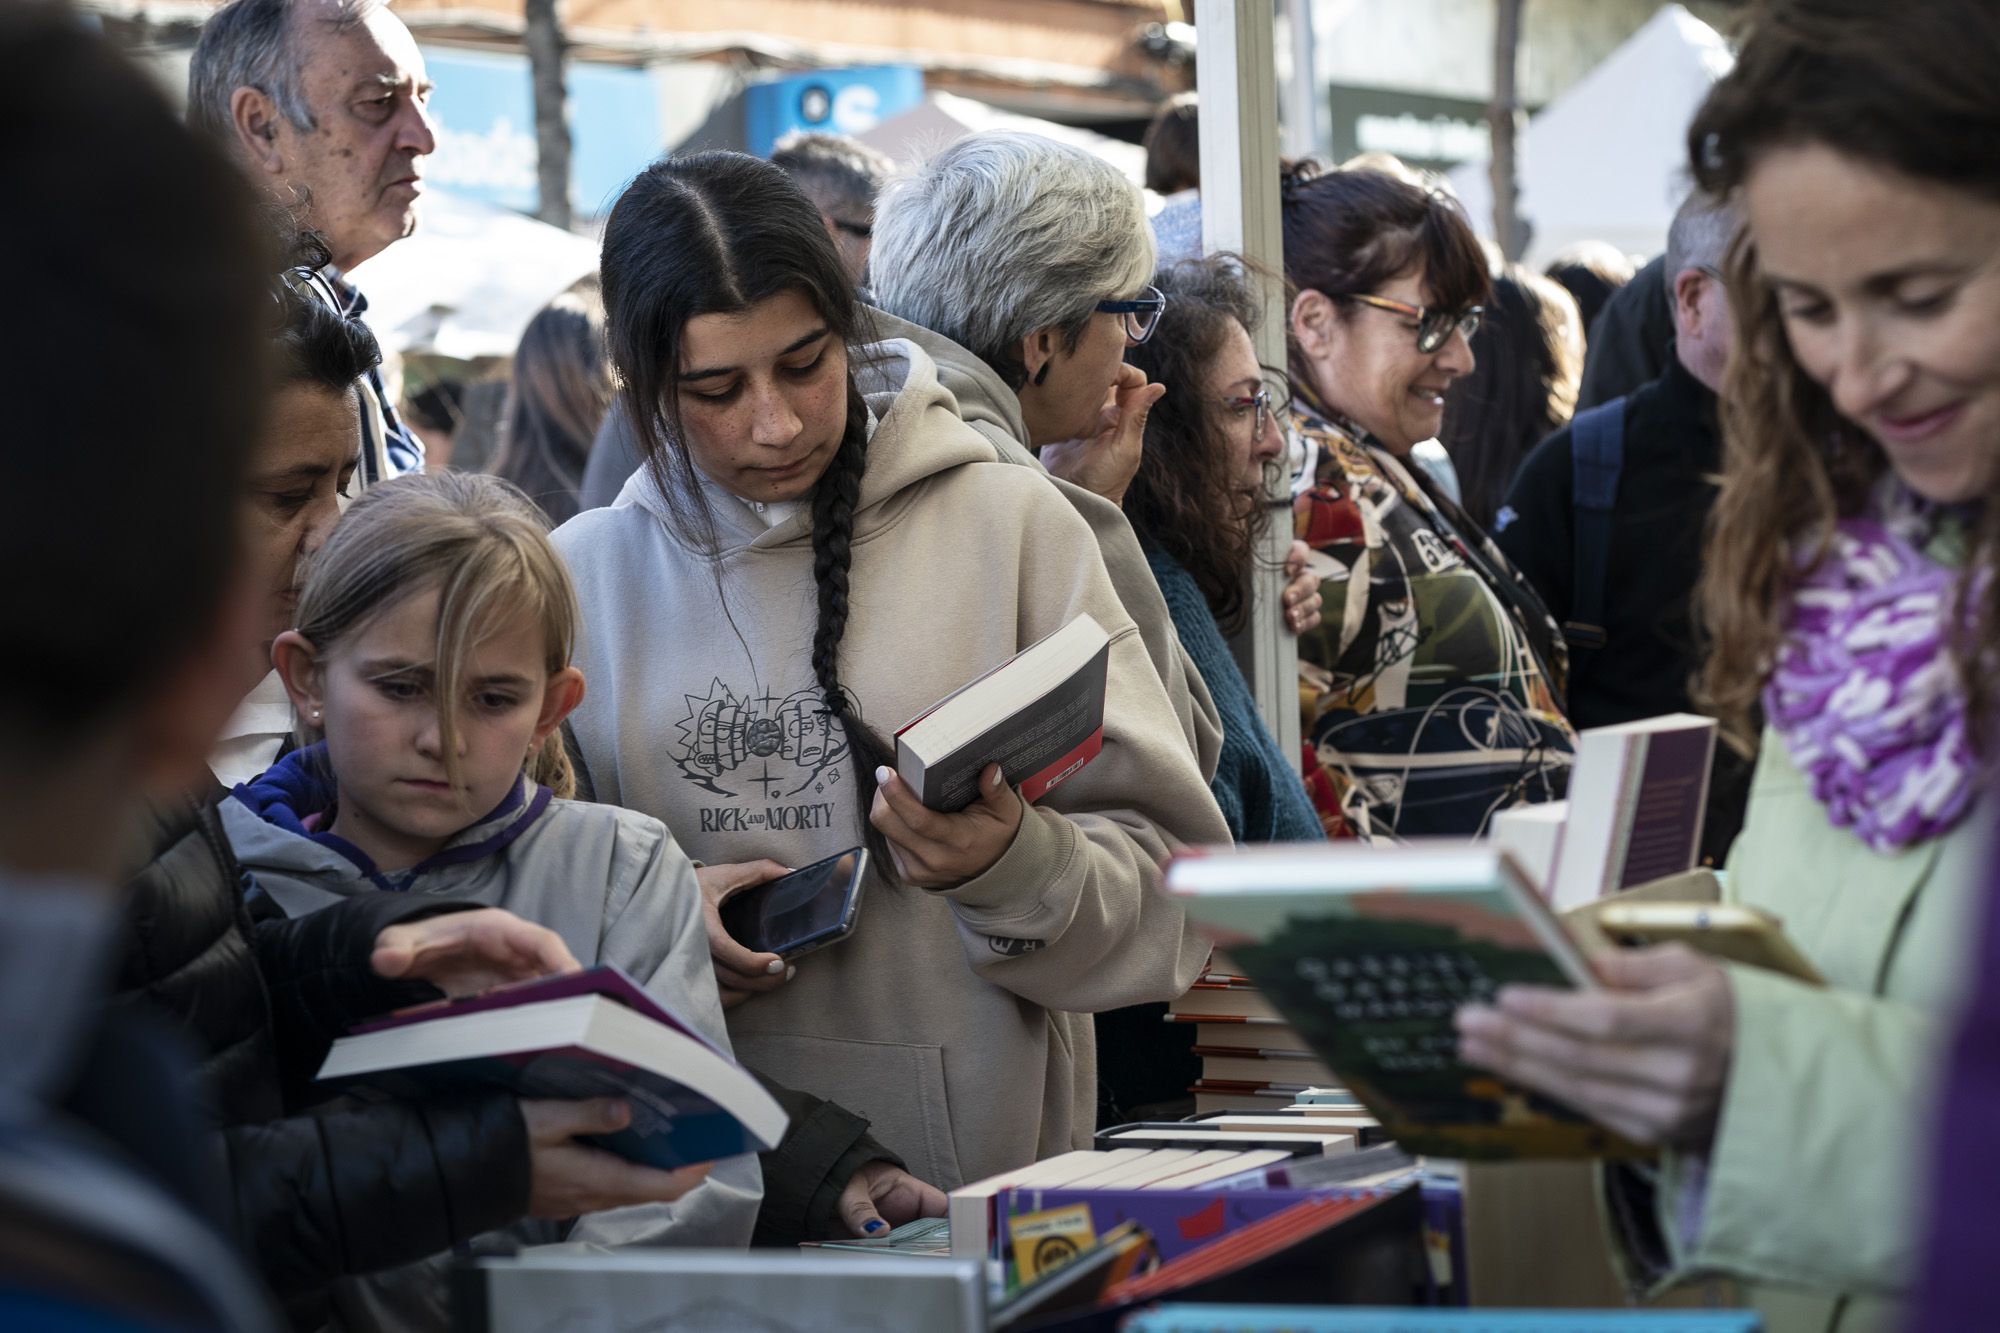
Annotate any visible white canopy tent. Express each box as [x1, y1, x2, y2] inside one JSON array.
[[343, 188, 599, 361], [1448, 4, 1734, 268], [853, 89, 1146, 185]]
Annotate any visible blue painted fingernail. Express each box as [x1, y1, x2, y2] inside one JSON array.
[[864, 1220, 887, 1234]]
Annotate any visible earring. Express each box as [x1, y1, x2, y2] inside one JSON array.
[[309, 708, 322, 724]]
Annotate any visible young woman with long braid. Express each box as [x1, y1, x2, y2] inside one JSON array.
[[551, 153, 1229, 1196]]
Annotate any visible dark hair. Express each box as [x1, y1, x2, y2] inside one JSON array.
[[1, 2, 269, 755], [769, 131, 892, 222], [1143, 92, 1200, 196], [1277, 164, 1492, 390], [492, 290, 614, 527], [1542, 240, 1635, 342], [598, 151, 891, 853], [405, 378, 465, 434], [1438, 264, 1583, 529], [1688, 0, 2000, 747], [1123, 255, 1270, 633]]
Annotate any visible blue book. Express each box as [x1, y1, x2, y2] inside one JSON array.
[[317, 964, 787, 1169], [1122, 1309, 1762, 1333]]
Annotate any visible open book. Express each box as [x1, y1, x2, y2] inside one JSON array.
[[318, 965, 787, 1170], [895, 613, 1111, 811], [1167, 843, 1642, 1160]]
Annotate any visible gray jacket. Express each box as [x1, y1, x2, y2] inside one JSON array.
[[222, 769, 760, 1329]]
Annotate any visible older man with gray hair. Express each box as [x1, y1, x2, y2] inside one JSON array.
[[190, 0, 435, 479], [1496, 187, 1750, 864]]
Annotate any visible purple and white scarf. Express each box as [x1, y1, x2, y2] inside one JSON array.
[[1763, 486, 1979, 853]]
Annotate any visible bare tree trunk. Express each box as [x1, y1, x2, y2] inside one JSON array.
[[1489, 0, 1527, 260], [525, 0, 571, 229]]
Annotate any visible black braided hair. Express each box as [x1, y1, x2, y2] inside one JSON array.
[[809, 383, 896, 862]]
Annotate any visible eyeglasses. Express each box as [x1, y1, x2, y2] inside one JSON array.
[[1346, 293, 1483, 353], [1221, 387, 1274, 443], [1096, 284, 1167, 344]]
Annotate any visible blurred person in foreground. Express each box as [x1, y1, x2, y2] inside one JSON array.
[[190, 0, 437, 480], [490, 289, 615, 527], [1437, 263, 1584, 530], [1460, 4, 2000, 1329], [769, 132, 893, 289], [0, 6, 276, 1326], [1496, 189, 1751, 866], [1280, 163, 1574, 840]]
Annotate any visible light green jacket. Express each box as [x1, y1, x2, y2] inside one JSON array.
[[1645, 729, 1987, 1332]]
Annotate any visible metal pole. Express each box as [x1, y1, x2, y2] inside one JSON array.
[[1198, 0, 1302, 768]]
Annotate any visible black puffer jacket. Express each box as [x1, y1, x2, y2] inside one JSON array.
[[107, 789, 531, 1325]]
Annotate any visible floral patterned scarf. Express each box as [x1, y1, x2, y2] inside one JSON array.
[[1763, 484, 1980, 852]]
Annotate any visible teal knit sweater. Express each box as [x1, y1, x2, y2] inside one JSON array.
[[1143, 543, 1324, 845]]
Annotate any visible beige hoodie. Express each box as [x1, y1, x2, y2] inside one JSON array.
[[552, 339, 1227, 1189], [858, 308, 1224, 781]]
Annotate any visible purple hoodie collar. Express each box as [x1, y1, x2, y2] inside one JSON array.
[[232, 743, 552, 892]]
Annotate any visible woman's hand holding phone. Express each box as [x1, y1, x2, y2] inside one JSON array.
[[868, 763, 1022, 890], [695, 860, 795, 1008]]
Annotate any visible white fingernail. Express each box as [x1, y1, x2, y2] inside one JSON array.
[[785, 966, 797, 981], [875, 766, 894, 785], [766, 958, 786, 975]]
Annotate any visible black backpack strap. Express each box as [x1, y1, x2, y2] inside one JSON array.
[[1564, 396, 1628, 655]]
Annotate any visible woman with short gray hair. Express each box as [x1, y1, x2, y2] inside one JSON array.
[[871, 130, 1164, 505]]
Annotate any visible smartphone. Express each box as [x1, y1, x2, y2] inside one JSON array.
[[1596, 902, 1824, 985], [718, 847, 868, 960]]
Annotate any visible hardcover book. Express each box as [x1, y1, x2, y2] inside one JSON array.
[[318, 965, 787, 1170], [1550, 714, 1716, 910], [1167, 842, 1640, 1160], [895, 613, 1110, 811]]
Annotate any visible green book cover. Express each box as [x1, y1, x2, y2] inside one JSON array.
[[1168, 842, 1641, 1161]]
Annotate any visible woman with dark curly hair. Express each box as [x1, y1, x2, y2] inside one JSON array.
[[1124, 255, 1325, 844]]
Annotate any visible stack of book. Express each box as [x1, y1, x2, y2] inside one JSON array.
[[1168, 961, 1355, 1115]]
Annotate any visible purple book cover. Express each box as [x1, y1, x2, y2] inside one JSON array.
[[1614, 727, 1715, 888], [349, 963, 714, 1053]]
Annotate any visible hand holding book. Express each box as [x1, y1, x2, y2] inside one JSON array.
[[522, 1097, 716, 1219], [1455, 942, 1734, 1150], [869, 762, 1023, 890]]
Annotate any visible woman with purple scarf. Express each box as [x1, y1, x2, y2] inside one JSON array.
[[1453, 3, 2000, 1331]]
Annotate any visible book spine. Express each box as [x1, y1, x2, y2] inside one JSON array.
[[1019, 724, 1104, 804]]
